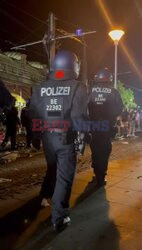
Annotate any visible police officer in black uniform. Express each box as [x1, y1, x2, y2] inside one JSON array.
[[88, 68, 123, 187], [30, 50, 87, 230]]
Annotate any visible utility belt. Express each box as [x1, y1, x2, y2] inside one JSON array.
[[47, 128, 65, 134], [45, 128, 77, 145]]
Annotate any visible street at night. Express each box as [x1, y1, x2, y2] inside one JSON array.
[[0, 136, 142, 249], [0, 0, 142, 249]]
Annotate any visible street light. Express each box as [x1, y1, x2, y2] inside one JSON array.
[[109, 29, 125, 88]]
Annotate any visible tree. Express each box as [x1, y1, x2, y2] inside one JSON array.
[[117, 81, 137, 109]]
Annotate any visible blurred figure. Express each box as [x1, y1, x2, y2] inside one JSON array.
[[0, 107, 7, 126], [140, 110, 142, 129], [128, 109, 136, 137], [135, 109, 140, 131], [0, 80, 13, 109], [121, 108, 129, 137], [116, 115, 123, 138], [21, 99, 32, 148], [1, 102, 20, 150]]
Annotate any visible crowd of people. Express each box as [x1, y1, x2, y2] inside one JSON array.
[[116, 108, 142, 138]]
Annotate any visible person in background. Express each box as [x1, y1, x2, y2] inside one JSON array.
[[0, 80, 13, 109], [128, 109, 136, 137], [140, 110, 142, 129], [135, 109, 140, 131], [121, 108, 129, 137], [116, 115, 123, 138], [21, 99, 32, 148], [1, 100, 20, 150]]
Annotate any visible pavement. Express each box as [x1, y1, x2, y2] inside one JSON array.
[[0, 138, 142, 250], [22, 152, 142, 250], [0, 147, 42, 165], [0, 137, 141, 208], [0, 136, 142, 250]]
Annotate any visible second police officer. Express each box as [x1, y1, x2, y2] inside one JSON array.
[[88, 68, 123, 187], [30, 50, 87, 231]]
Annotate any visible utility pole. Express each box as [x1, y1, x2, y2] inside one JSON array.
[[82, 36, 87, 87], [48, 12, 56, 72], [11, 14, 96, 77]]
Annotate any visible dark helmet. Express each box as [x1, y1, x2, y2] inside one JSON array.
[[51, 50, 80, 80], [94, 68, 113, 83]]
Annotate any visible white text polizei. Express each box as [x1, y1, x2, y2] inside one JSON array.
[[92, 87, 111, 94], [41, 87, 71, 97]]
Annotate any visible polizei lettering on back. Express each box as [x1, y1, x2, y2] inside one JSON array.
[[92, 87, 111, 94], [41, 87, 71, 96]]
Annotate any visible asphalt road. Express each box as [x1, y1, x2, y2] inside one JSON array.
[[0, 136, 142, 201], [0, 136, 142, 250]]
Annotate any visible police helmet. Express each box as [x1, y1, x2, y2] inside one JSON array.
[[94, 68, 113, 83], [51, 50, 80, 80]]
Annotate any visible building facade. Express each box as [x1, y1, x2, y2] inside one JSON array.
[[0, 51, 47, 101]]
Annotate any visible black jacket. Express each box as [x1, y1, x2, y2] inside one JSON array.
[[88, 83, 123, 124], [30, 79, 87, 131]]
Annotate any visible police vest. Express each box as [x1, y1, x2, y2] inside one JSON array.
[[88, 84, 114, 121], [91, 86, 112, 105], [37, 80, 79, 126]]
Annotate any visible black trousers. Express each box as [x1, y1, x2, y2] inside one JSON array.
[[40, 132, 76, 224], [90, 132, 112, 183], [25, 126, 32, 147]]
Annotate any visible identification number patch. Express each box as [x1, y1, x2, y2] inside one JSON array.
[[46, 98, 63, 112], [46, 104, 62, 111]]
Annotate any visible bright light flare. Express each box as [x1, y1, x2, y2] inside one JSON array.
[[109, 30, 125, 42], [97, 0, 142, 80]]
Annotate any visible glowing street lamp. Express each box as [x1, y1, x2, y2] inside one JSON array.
[[109, 30, 125, 88]]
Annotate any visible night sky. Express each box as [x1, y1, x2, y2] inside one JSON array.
[[0, 0, 142, 104]]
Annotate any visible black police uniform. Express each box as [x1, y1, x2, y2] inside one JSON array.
[[30, 52, 87, 226], [88, 73, 123, 186]]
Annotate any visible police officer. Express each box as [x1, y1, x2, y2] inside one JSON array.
[[30, 50, 87, 230], [88, 68, 123, 187]]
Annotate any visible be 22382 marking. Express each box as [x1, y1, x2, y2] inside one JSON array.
[[46, 98, 63, 111], [46, 104, 62, 111]]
